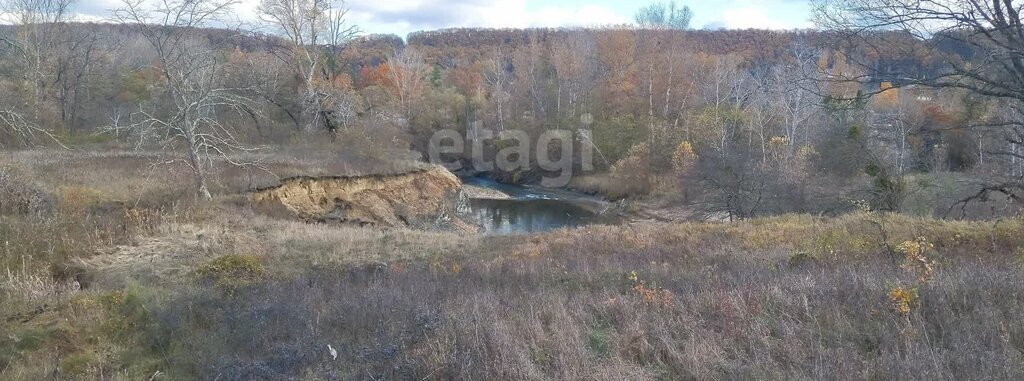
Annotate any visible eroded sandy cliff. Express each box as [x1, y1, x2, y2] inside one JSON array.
[[251, 165, 472, 230]]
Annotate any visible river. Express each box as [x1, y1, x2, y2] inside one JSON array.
[[462, 176, 622, 235]]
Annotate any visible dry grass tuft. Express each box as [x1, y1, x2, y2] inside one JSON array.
[[0, 167, 51, 216]]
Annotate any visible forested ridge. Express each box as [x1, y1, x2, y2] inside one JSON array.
[[1, 18, 1014, 218]]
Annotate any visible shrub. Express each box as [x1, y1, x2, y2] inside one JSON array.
[[587, 327, 612, 358], [888, 286, 919, 315], [0, 167, 51, 216], [57, 186, 105, 217], [196, 255, 264, 284], [627, 270, 674, 307], [568, 174, 634, 200], [897, 236, 935, 282], [788, 250, 819, 267], [671, 140, 697, 177], [610, 143, 652, 195]]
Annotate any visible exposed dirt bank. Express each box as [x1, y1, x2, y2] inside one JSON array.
[[251, 165, 473, 231]]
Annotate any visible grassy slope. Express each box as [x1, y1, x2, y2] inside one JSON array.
[[2, 152, 1024, 380]]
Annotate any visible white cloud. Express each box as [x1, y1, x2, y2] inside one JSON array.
[[347, 0, 628, 36], [70, 12, 108, 23], [69, 0, 122, 19], [701, 0, 813, 30], [516, 4, 629, 28], [57, 0, 810, 37], [718, 7, 791, 30]]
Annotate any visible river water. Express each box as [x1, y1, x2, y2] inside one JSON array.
[[462, 177, 621, 235]]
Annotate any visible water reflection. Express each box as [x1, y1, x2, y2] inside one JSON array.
[[462, 176, 621, 234], [469, 198, 618, 235]]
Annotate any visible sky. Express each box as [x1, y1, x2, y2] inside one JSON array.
[[64, 0, 815, 38]]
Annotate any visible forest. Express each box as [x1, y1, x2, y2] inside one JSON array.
[[1, 0, 1024, 379], [1, 1, 1020, 218]]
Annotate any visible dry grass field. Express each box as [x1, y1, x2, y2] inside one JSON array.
[[1, 151, 1023, 380]]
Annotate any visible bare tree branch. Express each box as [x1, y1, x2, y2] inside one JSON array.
[[113, 0, 264, 200]]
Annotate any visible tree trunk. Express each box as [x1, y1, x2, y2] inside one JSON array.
[[183, 122, 212, 201]]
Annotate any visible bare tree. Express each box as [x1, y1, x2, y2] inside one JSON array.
[[483, 52, 511, 133], [550, 31, 598, 125], [772, 42, 823, 154], [0, 109, 66, 148], [697, 54, 749, 154], [510, 35, 549, 125], [259, 0, 358, 136], [634, 1, 693, 30], [0, 0, 74, 110], [816, 0, 1024, 100], [745, 69, 777, 164], [386, 47, 428, 121], [815, 0, 1024, 206], [54, 28, 101, 132], [0, 0, 74, 145], [112, 0, 261, 200]]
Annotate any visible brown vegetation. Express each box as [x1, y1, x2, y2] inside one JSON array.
[[0, 152, 1022, 379]]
